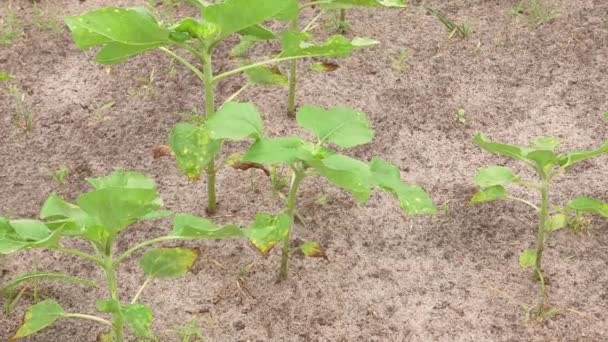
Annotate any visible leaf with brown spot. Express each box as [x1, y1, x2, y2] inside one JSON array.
[[153, 145, 173, 159], [310, 62, 340, 72]]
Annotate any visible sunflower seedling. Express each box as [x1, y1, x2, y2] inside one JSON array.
[[470, 134, 608, 318], [1, 170, 242, 341], [66, 0, 377, 213], [204, 101, 436, 280]]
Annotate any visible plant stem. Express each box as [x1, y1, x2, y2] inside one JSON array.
[[158, 47, 205, 82], [533, 178, 550, 314], [103, 256, 123, 342], [339, 9, 347, 33], [287, 18, 299, 116], [131, 276, 152, 304], [279, 167, 305, 281], [65, 313, 113, 327], [212, 55, 314, 83], [223, 83, 250, 104], [506, 195, 540, 212], [57, 247, 104, 266], [203, 48, 217, 214]]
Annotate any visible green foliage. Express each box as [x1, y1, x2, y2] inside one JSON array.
[[169, 123, 222, 181], [280, 31, 378, 58], [207, 101, 264, 140], [321, 0, 407, 10], [0, 7, 22, 46], [471, 132, 608, 318], [49, 166, 70, 186], [426, 7, 472, 39], [140, 247, 199, 278], [0, 71, 12, 81], [513, 0, 559, 26], [172, 213, 243, 238], [13, 299, 64, 339], [245, 213, 291, 254], [297, 105, 373, 148]]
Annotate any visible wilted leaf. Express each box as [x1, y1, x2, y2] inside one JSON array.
[[474, 166, 518, 188], [470, 185, 507, 204], [245, 213, 291, 254], [172, 213, 243, 238], [13, 299, 64, 338], [226, 152, 270, 175], [140, 247, 199, 278], [519, 249, 537, 268]]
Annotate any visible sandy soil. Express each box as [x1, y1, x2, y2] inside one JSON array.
[[1, 0, 607, 341]]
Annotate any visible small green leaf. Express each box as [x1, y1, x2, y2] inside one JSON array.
[[96, 298, 121, 313], [308, 154, 373, 203], [546, 213, 566, 232], [169, 123, 222, 180], [88, 170, 157, 190], [300, 241, 326, 258], [531, 137, 560, 151], [243, 136, 312, 165], [40, 195, 91, 235], [244, 65, 288, 86], [95, 42, 161, 64], [567, 196, 608, 218], [140, 247, 199, 278], [473, 133, 529, 163], [207, 101, 264, 140], [172, 214, 243, 238], [170, 17, 218, 40], [0, 219, 62, 254], [297, 105, 374, 148], [245, 213, 291, 254], [0, 71, 13, 81], [370, 158, 436, 214], [280, 31, 378, 58], [558, 142, 608, 169], [122, 304, 153, 338], [470, 185, 507, 204], [239, 24, 275, 39], [519, 249, 537, 268], [13, 299, 64, 338], [474, 166, 518, 188]]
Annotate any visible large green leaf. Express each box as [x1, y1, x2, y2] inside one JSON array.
[[243, 137, 312, 165], [559, 142, 608, 169], [308, 154, 373, 203], [474, 134, 559, 174], [169, 123, 222, 180], [40, 195, 91, 235], [322, 0, 406, 9], [280, 31, 379, 58], [172, 214, 243, 238], [369, 158, 436, 214], [567, 196, 608, 218], [207, 102, 264, 140], [13, 299, 64, 339], [470, 185, 507, 204], [0, 218, 61, 254], [140, 247, 199, 278], [65, 7, 170, 64], [297, 105, 374, 148], [202, 0, 291, 39], [244, 213, 291, 254], [474, 166, 518, 188]]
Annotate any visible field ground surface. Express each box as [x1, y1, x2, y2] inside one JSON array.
[[1, 0, 607, 341]]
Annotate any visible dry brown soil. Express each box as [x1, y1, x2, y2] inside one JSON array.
[[1, 0, 608, 341]]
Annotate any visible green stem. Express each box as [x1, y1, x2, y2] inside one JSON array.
[[65, 313, 113, 328], [158, 47, 205, 82], [535, 179, 549, 273], [131, 276, 152, 304], [506, 195, 539, 212], [339, 9, 347, 33], [279, 167, 305, 281], [57, 247, 104, 266], [203, 48, 218, 214], [287, 18, 298, 116], [212, 55, 314, 83], [103, 256, 123, 342]]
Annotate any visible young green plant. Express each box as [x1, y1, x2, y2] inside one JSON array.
[[1, 170, 242, 341], [204, 101, 436, 280], [283, 0, 406, 115], [65, 0, 377, 214], [470, 134, 608, 318]]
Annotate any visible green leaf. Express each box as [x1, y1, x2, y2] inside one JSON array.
[[244, 213, 291, 254], [300, 241, 326, 258], [0, 219, 61, 254], [546, 213, 566, 232], [122, 304, 153, 339], [140, 247, 199, 278], [531, 137, 560, 151], [88, 170, 157, 190], [202, 0, 291, 38], [0, 71, 12, 81], [567, 196, 608, 218], [273, 0, 299, 21], [207, 101, 264, 140], [244, 65, 288, 86], [172, 214, 244, 238], [473, 133, 529, 163], [519, 249, 537, 268], [239, 24, 275, 40], [40, 195, 91, 235], [170, 17, 218, 40], [474, 166, 518, 188], [369, 158, 436, 214], [13, 299, 64, 338], [470, 185, 507, 204], [322, 0, 406, 10], [297, 105, 374, 148], [308, 154, 373, 203], [243, 136, 312, 165], [96, 298, 121, 313], [65, 7, 169, 63], [558, 142, 608, 169], [9, 220, 50, 241], [280, 31, 379, 58], [169, 123, 222, 180]]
